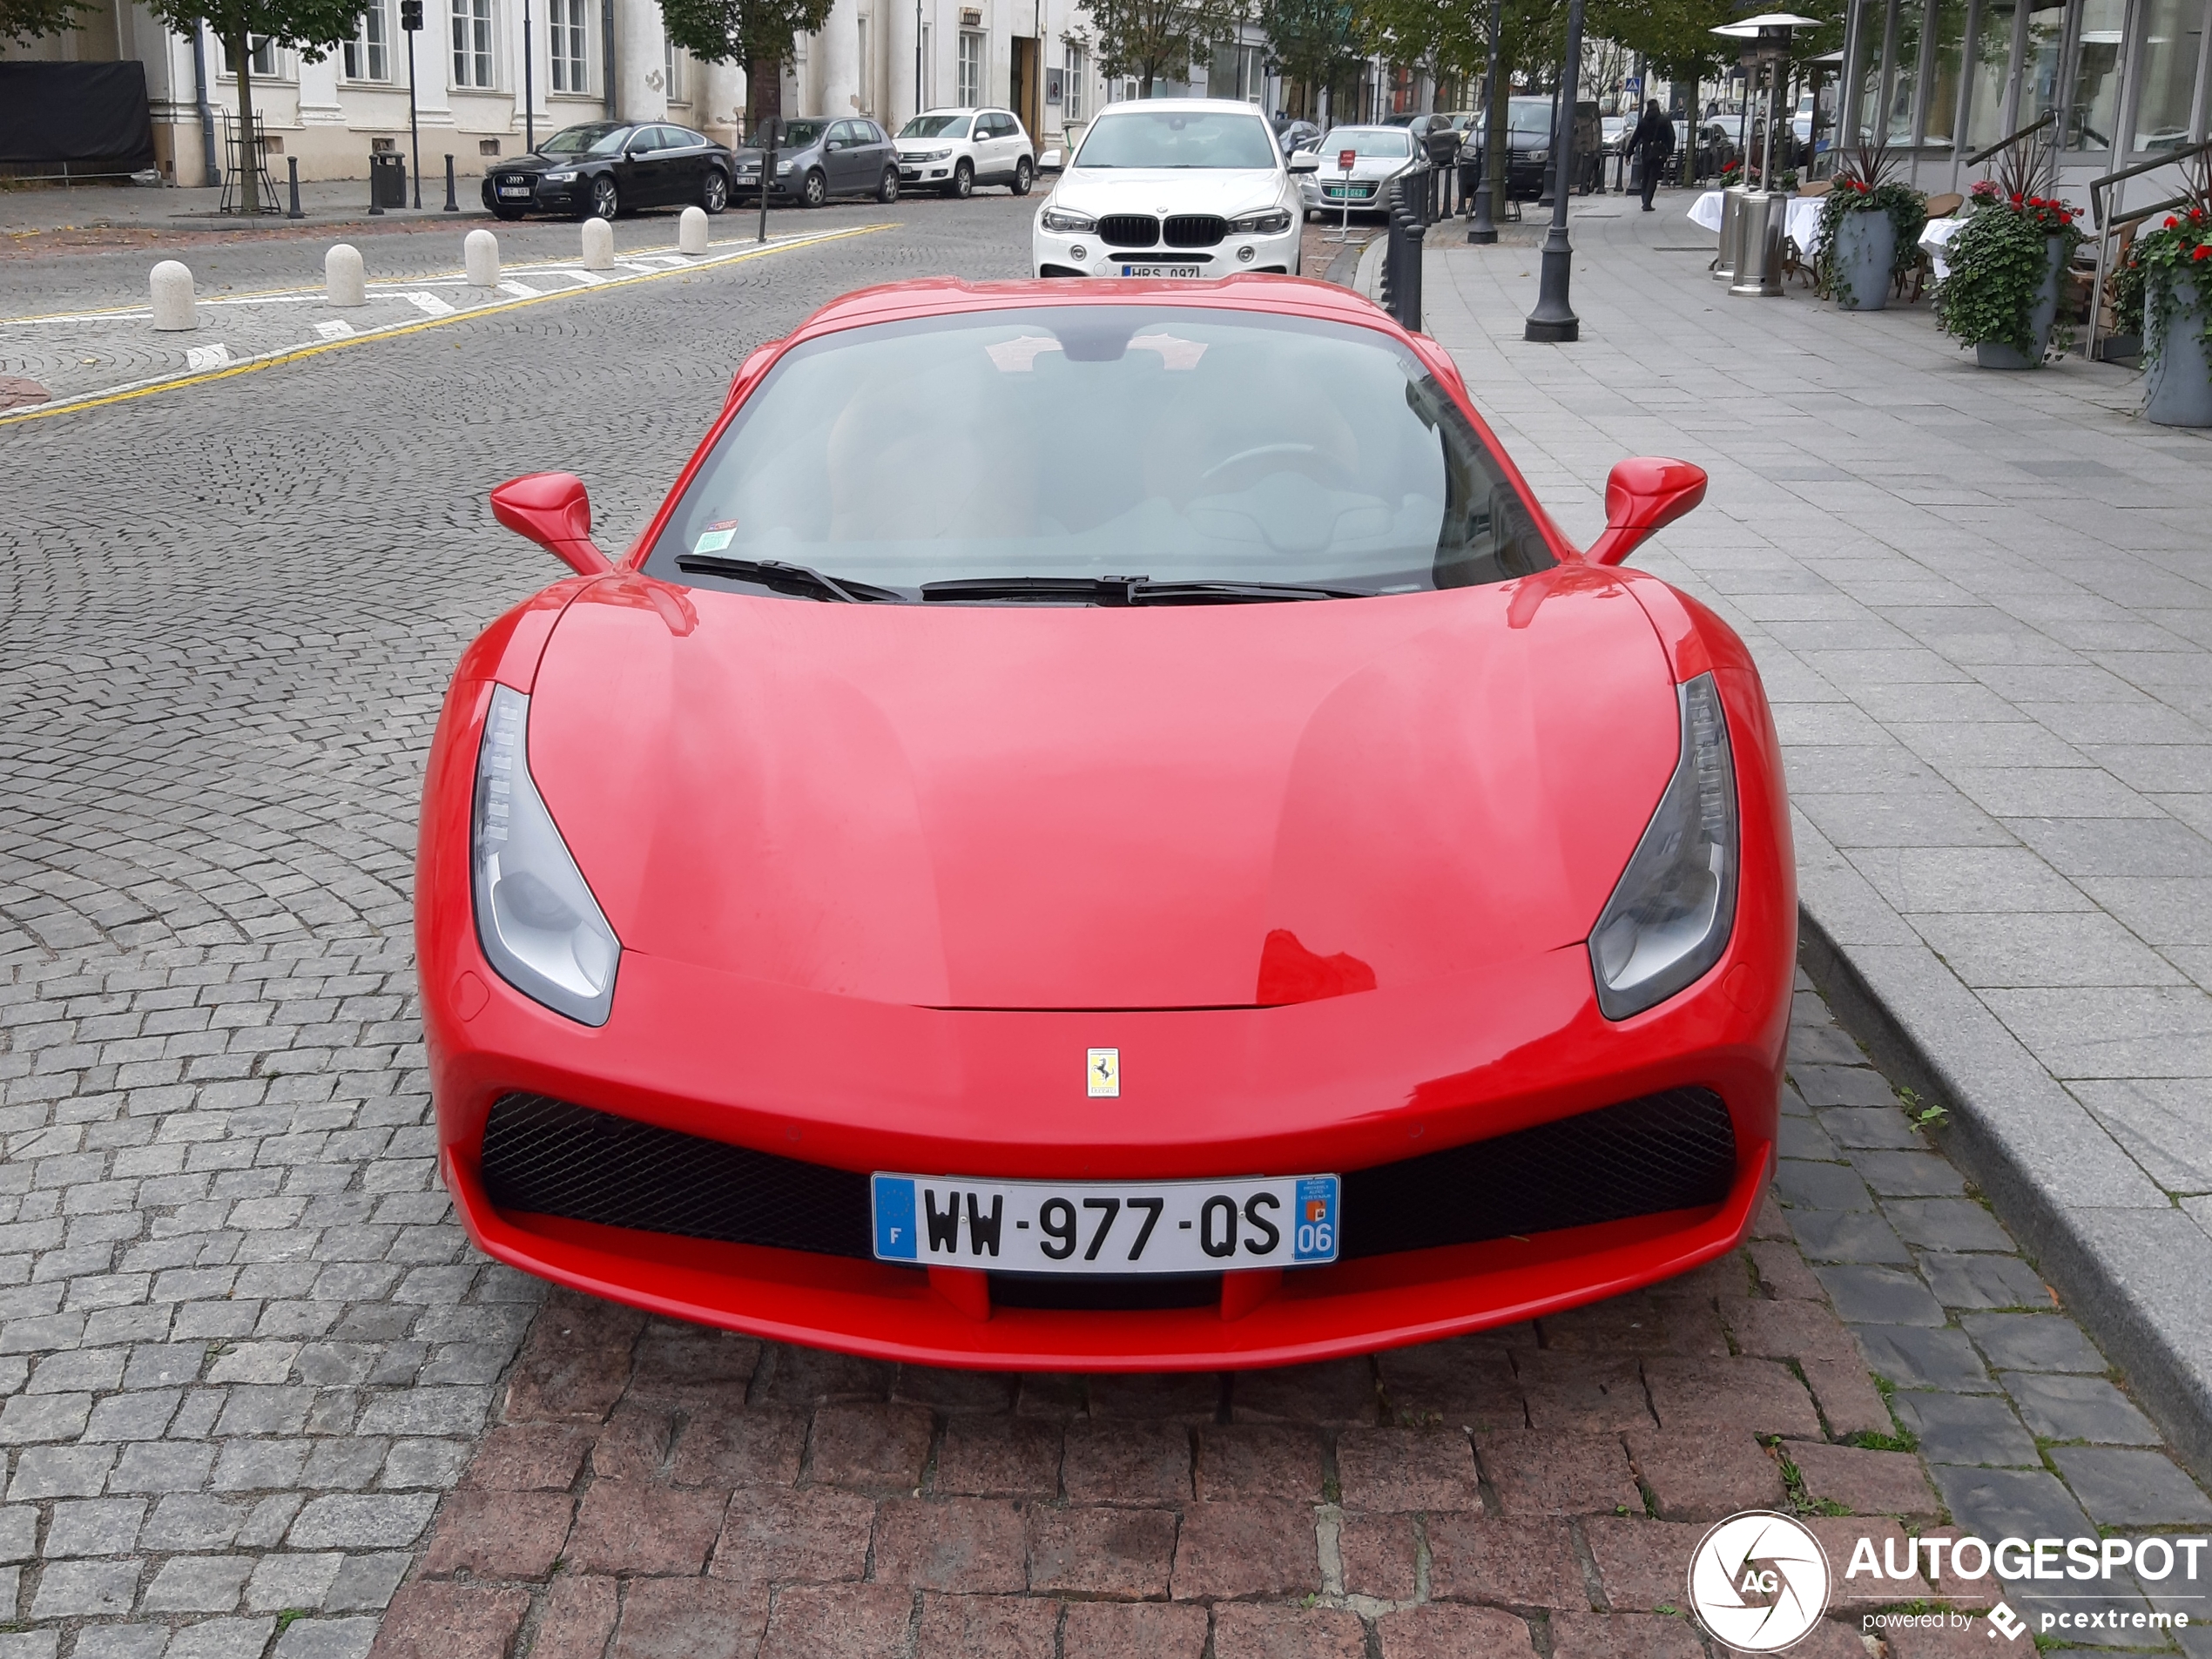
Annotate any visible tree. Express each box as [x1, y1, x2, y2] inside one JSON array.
[[1257, 0, 1366, 118], [1, 0, 88, 42], [140, 0, 361, 213], [661, 0, 833, 135], [1582, 0, 1737, 85], [1070, 0, 1250, 98]]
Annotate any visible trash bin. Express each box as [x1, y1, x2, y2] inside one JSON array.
[[370, 152, 408, 209]]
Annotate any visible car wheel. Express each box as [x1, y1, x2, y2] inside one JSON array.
[[801, 168, 827, 208], [492, 205, 526, 221], [702, 169, 729, 213], [878, 165, 900, 205], [949, 159, 973, 199], [589, 175, 619, 219], [1010, 157, 1033, 197]]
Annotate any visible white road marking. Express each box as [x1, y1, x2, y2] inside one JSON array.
[[496, 280, 542, 298], [185, 343, 232, 370], [403, 292, 456, 316], [314, 320, 356, 340]]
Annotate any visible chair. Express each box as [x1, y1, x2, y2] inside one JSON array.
[[1899, 193, 1966, 301], [1797, 178, 1832, 198]]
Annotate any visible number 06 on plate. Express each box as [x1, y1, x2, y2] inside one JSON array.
[[872, 1173, 1339, 1274]]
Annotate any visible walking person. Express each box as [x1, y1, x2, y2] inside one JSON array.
[[1630, 100, 1675, 212]]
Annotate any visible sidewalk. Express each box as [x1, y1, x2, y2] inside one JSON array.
[[1415, 191, 2212, 1480], [0, 177, 494, 239]]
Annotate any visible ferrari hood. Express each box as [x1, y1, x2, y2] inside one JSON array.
[[523, 570, 1681, 1009]]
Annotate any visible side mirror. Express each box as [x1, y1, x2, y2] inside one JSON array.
[[1288, 151, 1321, 172], [1585, 456, 1706, 566], [490, 472, 614, 576]]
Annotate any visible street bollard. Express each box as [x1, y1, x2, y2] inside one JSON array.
[[679, 205, 709, 255], [465, 227, 499, 288], [149, 260, 196, 331], [582, 215, 615, 270], [287, 156, 304, 219], [326, 243, 367, 307], [1403, 218, 1426, 332], [444, 154, 459, 212]]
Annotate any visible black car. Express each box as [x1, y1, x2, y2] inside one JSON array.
[[731, 118, 900, 207], [482, 122, 737, 220], [1456, 98, 1576, 201]]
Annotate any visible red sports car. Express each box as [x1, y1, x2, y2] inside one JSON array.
[[417, 275, 1794, 1371]]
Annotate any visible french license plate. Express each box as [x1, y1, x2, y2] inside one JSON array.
[[872, 1172, 1338, 1274], [1119, 263, 1207, 279]]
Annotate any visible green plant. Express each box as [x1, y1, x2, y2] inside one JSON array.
[[2116, 155, 2212, 376], [1813, 145, 1929, 307], [1933, 178, 2087, 360]]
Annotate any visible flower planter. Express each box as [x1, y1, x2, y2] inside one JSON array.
[[2144, 276, 2212, 427], [1974, 235, 2066, 369], [1831, 209, 1894, 311]]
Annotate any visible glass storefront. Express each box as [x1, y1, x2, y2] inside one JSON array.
[[1963, 0, 2020, 150], [1924, 0, 1971, 145], [2132, 0, 2208, 148]]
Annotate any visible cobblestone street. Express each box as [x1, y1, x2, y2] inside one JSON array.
[[3, 187, 2209, 1656]]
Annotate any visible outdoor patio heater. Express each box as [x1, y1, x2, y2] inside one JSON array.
[[1711, 12, 1818, 296]]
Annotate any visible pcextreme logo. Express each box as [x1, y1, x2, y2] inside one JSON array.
[[1688, 1512, 1832, 1651]]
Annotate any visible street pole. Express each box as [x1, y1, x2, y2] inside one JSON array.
[[523, 0, 535, 155], [1523, 0, 1584, 341], [914, 0, 922, 114], [1468, 0, 1501, 243], [407, 25, 421, 208]]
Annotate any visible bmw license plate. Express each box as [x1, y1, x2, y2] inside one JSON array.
[[1119, 263, 1207, 279], [872, 1172, 1338, 1273]]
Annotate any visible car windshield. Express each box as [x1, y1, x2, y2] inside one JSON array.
[[775, 119, 827, 148], [900, 113, 971, 138], [1507, 99, 1554, 134], [645, 307, 1554, 600], [543, 123, 630, 156], [1325, 129, 1413, 158], [1073, 111, 1278, 169]]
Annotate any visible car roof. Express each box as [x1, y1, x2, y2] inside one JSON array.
[[1089, 98, 1274, 117]]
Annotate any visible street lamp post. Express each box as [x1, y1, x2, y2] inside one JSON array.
[[1522, 0, 1586, 341], [1467, 0, 1502, 243], [523, 0, 535, 156], [401, 0, 423, 209]]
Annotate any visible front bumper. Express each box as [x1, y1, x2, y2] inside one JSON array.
[[1030, 221, 1302, 280]]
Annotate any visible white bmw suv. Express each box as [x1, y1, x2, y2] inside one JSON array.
[[1033, 98, 1319, 280]]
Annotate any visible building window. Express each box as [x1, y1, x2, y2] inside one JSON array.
[[1961, 0, 2019, 149], [548, 0, 588, 91], [1063, 41, 1084, 118], [1211, 39, 1264, 103], [2019, 0, 2067, 134], [1882, 0, 1922, 143], [665, 35, 685, 102], [452, 0, 494, 89], [2129, 0, 2205, 150], [1922, 0, 1968, 144], [957, 30, 982, 106], [344, 1, 388, 80]]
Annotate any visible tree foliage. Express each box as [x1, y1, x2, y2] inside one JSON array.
[[1069, 0, 1251, 97], [139, 0, 361, 212], [1581, 0, 1737, 84], [661, 0, 834, 132], [1257, 0, 1366, 113], [0, 0, 89, 44]]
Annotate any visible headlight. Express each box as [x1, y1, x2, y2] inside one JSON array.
[[1227, 207, 1293, 234], [1588, 674, 1737, 1020], [1528, 148, 1549, 165], [919, 146, 954, 161], [1040, 206, 1096, 233], [543, 170, 576, 182], [778, 159, 796, 175], [471, 685, 620, 1026]]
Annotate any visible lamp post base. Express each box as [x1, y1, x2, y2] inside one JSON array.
[[1523, 238, 1580, 341], [1467, 226, 1498, 244], [1523, 314, 1581, 341]]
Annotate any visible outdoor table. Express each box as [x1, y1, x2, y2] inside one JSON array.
[[1919, 215, 1969, 281], [1690, 190, 1827, 258]]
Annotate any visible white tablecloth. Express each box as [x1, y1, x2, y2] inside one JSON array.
[[1919, 215, 1969, 281], [1688, 191, 1828, 256], [1689, 189, 1725, 232]]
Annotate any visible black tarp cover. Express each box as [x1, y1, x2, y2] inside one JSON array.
[[0, 61, 157, 169]]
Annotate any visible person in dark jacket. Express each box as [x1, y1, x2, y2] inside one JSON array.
[[1630, 100, 1675, 211]]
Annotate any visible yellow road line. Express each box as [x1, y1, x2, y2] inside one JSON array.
[[0, 223, 886, 426]]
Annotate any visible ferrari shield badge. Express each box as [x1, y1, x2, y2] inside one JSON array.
[[1087, 1048, 1120, 1097]]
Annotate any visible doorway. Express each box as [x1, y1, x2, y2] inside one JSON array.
[[1012, 36, 1040, 136]]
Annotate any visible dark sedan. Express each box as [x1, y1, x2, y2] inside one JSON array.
[[731, 118, 900, 207], [482, 122, 737, 220]]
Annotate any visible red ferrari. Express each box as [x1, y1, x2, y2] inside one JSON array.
[[417, 275, 1794, 1371]]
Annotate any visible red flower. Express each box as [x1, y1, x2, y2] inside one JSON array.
[[2168, 215, 2182, 228], [2196, 246, 2211, 262]]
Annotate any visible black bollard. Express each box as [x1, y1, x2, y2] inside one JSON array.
[[368, 154, 384, 215], [444, 153, 458, 212], [1403, 217, 1426, 332], [287, 156, 304, 219]]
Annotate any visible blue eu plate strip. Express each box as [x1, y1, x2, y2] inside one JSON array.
[[873, 1175, 918, 1260]]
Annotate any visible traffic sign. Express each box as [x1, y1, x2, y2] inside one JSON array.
[[1339, 149, 1357, 171]]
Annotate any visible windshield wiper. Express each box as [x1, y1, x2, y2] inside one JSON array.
[[675, 554, 907, 603], [921, 575, 1369, 605]]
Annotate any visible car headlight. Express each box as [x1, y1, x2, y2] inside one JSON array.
[[1227, 207, 1293, 234], [543, 170, 576, 182], [1588, 674, 1737, 1020], [1040, 206, 1096, 233], [919, 147, 953, 161], [778, 159, 796, 174], [471, 685, 620, 1026], [1527, 148, 1549, 165]]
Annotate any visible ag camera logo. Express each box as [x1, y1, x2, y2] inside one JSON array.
[[1688, 1511, 1833, 1651]]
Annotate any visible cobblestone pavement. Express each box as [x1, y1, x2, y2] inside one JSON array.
[[3, 189, 2208, 1658]]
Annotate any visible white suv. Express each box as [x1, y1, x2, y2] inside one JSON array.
[[1032, 98, 1318, 280], [894, 108, 1036, 198]]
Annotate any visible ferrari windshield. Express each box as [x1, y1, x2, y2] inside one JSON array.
[[900, 113, 972, 138], [541, 123, 630, 155], [646, 307, 1554, 600], [1072, 111, 1279, 168]]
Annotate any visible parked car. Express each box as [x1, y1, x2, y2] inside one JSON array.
[[1456, 98, 1558, 201], [433, 278, 1790, 1370], [894, 107, 1037, 198], [482, 121, 737, 220], [1301, 125, 1420, 219], [1406, 111, 1477, 167], [1033, 99, 1315, 278], [1278, 119, 1323, 154], [733, 118, 900, 207]]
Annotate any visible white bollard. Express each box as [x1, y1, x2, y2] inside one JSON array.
[[679, 205, 709, 256], [465, 227, 500, 289], [149, 260, 196, 332], [582, 216, 614, 271], [326, 243, 367, 307]]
